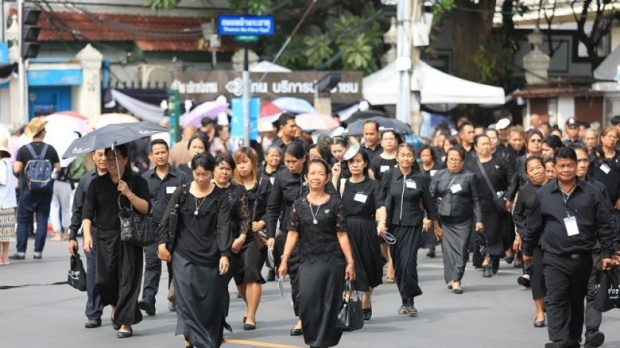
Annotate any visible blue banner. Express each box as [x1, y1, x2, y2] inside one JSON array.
[[28, 69, 82, 86], [0, 43, 8, 64], [218, 15, 274, 36], [231, 97, 260, 140]]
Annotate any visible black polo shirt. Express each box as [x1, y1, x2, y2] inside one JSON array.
[[523, 179, 617, 259], [69, 169, 100, 240], [142, 165, 190, 225]]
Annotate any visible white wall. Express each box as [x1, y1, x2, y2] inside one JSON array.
[[557, 96, 575, 127]]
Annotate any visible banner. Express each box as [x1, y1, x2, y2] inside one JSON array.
[[171, 71, 362, 104]]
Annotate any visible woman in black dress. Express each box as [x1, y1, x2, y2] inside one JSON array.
[[258, 145, 282, 184], [341, 148, 386, 320], [279, 158, 355, 348], [418, 145, 442, 258], [430, 146, 483, 294], [590, 126, 620, 229], [178, 135, 209, 178], [512, 155, 548, 328], [82, 145, 151, 338], [157, 153, 232, 348], [383, 143, 436, 315], [467, 135, 510, 277], [232, 147, 269, 330], [212, 154, 251, 330]]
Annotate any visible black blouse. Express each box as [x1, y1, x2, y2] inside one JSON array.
[[369, 156, 397, 182], [512, 182, 544, 235], [221, 183, 251, 239], [244, 178, 270, 240], [589, 150, 620, 204], [288, 196, 347, 263], [466, 155, 510, 213], [341, 177, 385, 219], [382, 168, 437, 227], [158, 186, 232, 267], [429, 168, 482, 223], [82, 172, 151, 230]]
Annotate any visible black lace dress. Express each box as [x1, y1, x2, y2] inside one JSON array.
[[341, 177, 385, 291], [289, 195, 347, 348]]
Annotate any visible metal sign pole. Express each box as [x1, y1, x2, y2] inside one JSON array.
[[242, 0, 250, 147], [17, 0, 26, 123]]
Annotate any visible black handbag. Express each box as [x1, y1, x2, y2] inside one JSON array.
[[474, 157, 506, 212], [594, 266, 620, 312], [472, 232, 487, 268], [68, 253, 87, 292], [118, 196, 157, 247], [336, 280, 364, 332]]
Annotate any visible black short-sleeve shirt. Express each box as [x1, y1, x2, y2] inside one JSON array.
[[15, 141, 60, 190]]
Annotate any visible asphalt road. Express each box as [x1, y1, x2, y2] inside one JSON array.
[[2, 239, 620, 348]]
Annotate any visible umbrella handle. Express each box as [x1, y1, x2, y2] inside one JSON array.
[[112, 143, 122, 180]]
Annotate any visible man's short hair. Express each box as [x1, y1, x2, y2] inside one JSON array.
[[150, 138, 169, 152], [278, 113, 296, 129], [611, 115, 620, 126], [201, 117, 215, 127], [458, 121, 473, 133], [363, 120, 380, 132], [553, 147, 577, 164]]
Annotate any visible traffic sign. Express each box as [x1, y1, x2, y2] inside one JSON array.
[[235, 35, 259, 43], [218, 15, 275, 36]]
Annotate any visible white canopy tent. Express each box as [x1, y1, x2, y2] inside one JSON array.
[[249, 61, 292, 72], [363, 61, 505, 106]]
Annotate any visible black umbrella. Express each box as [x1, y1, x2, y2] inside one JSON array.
[[63, 121, 167, 159], [344, 116, 413, 136], [342, 110, 385, 126]]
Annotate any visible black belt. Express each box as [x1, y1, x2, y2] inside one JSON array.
[[560, 252, 591, 260]]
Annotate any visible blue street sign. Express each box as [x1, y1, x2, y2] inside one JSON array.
[[218, 15, 275, 36], [0, 43, 8, 64], [231, 97, 260, 141]]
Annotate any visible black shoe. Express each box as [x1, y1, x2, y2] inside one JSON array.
[[544, 343, 558, 348], [8, 253, 25, 260], [33, 252, 42, 260], [111, 315, 121, 330], [585, 331, 605, 348], [482, 265, 492, 278], [138, 300, 156, 316], [362, 307, 372, 320], [168, 301, 176, 312], [427, 248, 436, 258], [504, 256, 514, 264], [223, 320, 233, 332], [491, 257, 499, 274], [517, 275, 531, 288], [243, 323, 256, 330], [290, 328, 303, 336], [117, 330, 133, 338], [266, 269, 275, 282], [85, 318, 102, 328], [407, 306, 418, 317], [533, 319, 546, 328]]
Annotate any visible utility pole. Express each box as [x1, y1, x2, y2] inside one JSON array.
[[17, 0, 26, 123], [241, 0, 250, 147], [410, 0, 422, 134], [395, 0, 412, 126]]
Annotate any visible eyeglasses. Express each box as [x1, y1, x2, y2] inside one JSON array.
[[529, 138, 542, 143]]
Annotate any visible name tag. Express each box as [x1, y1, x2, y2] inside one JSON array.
[[406, 180, 416, 189], [450, 184, 462, 194], [354, 193, 368, 203], [166, 186, 176, 194], [564, 216, 579, 236], [270, 177, 275, 185], [430, 170, 437, 177], [600, 163, 611, 174], [380, 165, 390, 172]]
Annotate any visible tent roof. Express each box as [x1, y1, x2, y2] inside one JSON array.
[[593, 44, 620, 81], [249, 61, 292, 73], [363, 61, 505, 106]]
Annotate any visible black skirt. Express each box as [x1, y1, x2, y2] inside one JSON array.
[[95, 228, 143, 325], [299, 259, 345, 347], [347, 217, 385, 291], [173, 253, 226, 348], [389, 225, 424, 300], [481, 211, 504, 256], [233, 239, 267, 286]]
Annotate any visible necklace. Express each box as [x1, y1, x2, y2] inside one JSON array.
[[309, 201, 321, 225], [194, 196, 206, 216]]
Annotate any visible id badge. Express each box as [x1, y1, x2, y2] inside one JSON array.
[[430, 170, 437, 177], [380, 165, 390, 172], [166, 186, 176, 194], [270, 177, 275, 185], [564, 216, 579, 236], [354, 193, 368, 203], [406, 180, 417, 189], [600, 164, 611, 174], [450, 184, 462, 194]]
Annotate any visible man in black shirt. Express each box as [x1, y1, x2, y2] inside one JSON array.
[[10, 118, 61, 260], [139, 139, 190, 315], [458, 121, 476, 158], [68, 149, 108, 328], [523, 147, 617, 348], [362, 120, 383, 161], [271, 113, 308, 154]]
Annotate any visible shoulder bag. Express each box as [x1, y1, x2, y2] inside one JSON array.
[[336, 280, 364, 332], [475, 157, 506, 212], [119, 186, 157, 247]]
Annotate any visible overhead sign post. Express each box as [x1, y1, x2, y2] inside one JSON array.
[[218, 14, 275, 147]]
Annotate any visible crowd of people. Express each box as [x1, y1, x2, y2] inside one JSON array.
[[2, 111, 620, 348]]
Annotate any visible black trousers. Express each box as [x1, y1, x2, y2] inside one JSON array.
[[85, 228, 103, 320], [543, 252, 592, 348], [141, 242, 162, 304], [585, 253, 602, 338]]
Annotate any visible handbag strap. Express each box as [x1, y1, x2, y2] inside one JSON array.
[[440, 174, 458, 199], [475, 157, 496, 196], [251, 178, 263, 222]]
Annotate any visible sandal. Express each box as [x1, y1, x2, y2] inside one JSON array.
[[385, 276, 395, 284]]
